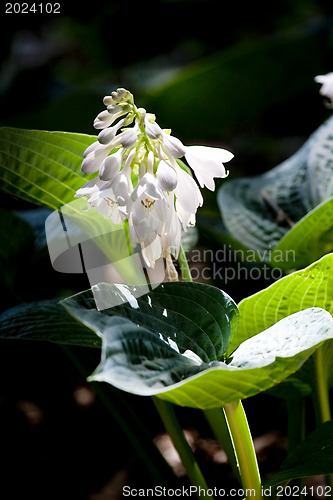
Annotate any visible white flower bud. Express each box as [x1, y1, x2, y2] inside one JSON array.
[[147, 150, 154, 174], [97, 127, 117, 145], [106, 104, 122, 114], [97, 118, 126, 145], [81, 151, 104, 174], [120, 123, 139, 149], [94, 110, 116, 129], [145, 115, 162, 139], [157, 160, 177, 191], [111, 88, 134, 104], [162, 132, 186, 158], [83, 141, 102, 158], [99, 150, 123, 181], [103, 95, 115, 106]]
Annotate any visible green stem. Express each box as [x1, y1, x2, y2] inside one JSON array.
[[178, 244, 193, 282], [153, 397, 213, 500], [314, 346, 331, 423], [204, 407, 241, 484], [223, 400, 262, 499], [313, 346, 333, 493], [123, 219, 132, 256]]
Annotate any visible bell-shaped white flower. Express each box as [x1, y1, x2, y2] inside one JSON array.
[[89, 189, 122, 223], [172, 160, 203, 215], [129, 173, 168, 242], [140, 232, 163, 268], [185, 145, 234, 190], [81, 173, 131, 224], [75, 176, 106, 198], [162, 192, 182, 259], [315, 72, 333, 106]]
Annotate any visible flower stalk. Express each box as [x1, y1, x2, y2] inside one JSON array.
[[313, 346, 331, 424], [313, 346, 333, 492], [223, 400, 262, 499], [178, 244, 193, 282], [204, 407, 241, 484]]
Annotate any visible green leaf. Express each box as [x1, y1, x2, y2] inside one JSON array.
[[0, 299, 101, 348], [0, 127, 96, 210], [217, 116, 333, 268], [234, 253, 333, 351], [235, 253, 333, 395], [62, 282, 239, 363], [270, 197, 333, 270], [62, 283, 333, 409], [266, 421, 333, 487]]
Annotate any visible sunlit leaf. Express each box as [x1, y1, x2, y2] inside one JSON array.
[[61, 283, 333, 409], [0, 127, 95, 209], [235, 254, 333, 395]]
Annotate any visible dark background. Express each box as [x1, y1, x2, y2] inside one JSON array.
[[1, 1, 333, 498]]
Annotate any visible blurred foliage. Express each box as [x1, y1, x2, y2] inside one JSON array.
[[1, 1, 333, 148]]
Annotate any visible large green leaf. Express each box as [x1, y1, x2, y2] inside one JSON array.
[[0, 299, 100, 348], [0, 127, 95, 210], [217, 116, 333, 269], [266, 421, 333, 487], [62, 282, 239, 363], [235, 254, 333, 395], [61, 282, 333, 409], [270, 198, 333, 270], [235, 253, 333, 351]]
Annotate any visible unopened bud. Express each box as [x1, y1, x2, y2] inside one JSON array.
[[162, 132, 186, 158], [120, 123, 139, 149], [99, 151, 122, 181], [94, 110, 115, 129], [157, 160, 177, 191], [145, 114, 162, 139]]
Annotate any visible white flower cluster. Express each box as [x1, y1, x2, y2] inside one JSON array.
[[75, 88, 233, 277]]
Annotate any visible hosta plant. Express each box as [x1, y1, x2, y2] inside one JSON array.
[[1, 85, 333, 499]]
